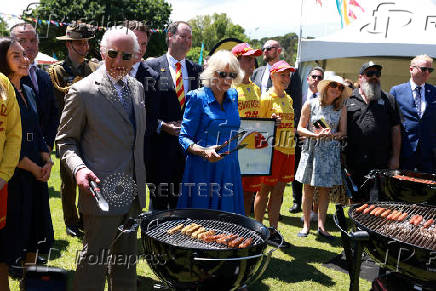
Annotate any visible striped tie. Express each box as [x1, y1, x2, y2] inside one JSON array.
[[175, 62, 185, 109]]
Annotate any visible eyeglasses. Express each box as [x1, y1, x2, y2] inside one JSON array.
[[262, 46, 278, 52], [414, 66, 434, 73], [364, 70, 382, 78], [216, 71, 238, 79], [328, 82, 345, 91], [311, 75, 323, 80], [107, 49, 133, 61]]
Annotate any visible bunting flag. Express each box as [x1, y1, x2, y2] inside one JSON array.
[[315, 0, 323, 7], [198, 42, 204, 65], [334, 0, 364, 28], [0, 12, 166, 32]]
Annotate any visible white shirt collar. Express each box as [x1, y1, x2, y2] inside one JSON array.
[[410, 78, 424, 91], [106, 71, 128, 86], [166, 52, 186, 68], [130, 61, 141, 77]]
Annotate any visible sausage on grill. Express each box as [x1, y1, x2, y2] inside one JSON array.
[[202, 233, 225, 242], [414, 215, 423, 226], [375, 208, 386, 216], [397, 212, 408, 222], [355, 204, 369, 213], [409, 215, 419, 225], [380, 209, 392, 218], [364, 205, 376, 214], [423, 219, 434, 228], [238, 238, 253, 248], [191, 227, 206, 238], [217, 234, 238, 244], [228, 237, 245, 248], [167, 224, 184, 235], [391, 211, 402, 221], [198, 230, 216, 240], [370, 207, 381, 215]]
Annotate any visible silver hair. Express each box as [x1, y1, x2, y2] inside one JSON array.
[[10, 23, 39, 43], [200, 50, 244, 87], [411, 54, 433, 66], [100, 26, 140, 55]]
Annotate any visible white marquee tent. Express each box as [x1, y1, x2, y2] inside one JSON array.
[[297, 0, 436, 91]]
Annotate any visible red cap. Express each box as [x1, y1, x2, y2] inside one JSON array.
[[231, 43, 262, 57], [270, 60, 295, 74]]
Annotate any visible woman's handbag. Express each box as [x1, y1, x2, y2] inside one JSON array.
[[0, 184, 8, 229]]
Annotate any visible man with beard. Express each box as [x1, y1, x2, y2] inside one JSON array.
[[390, 55, 436, 172], [344, 61, 401, 202]]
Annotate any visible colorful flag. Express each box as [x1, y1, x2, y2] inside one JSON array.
[[315, 0, 323, 7], [349, 0, 365, 12]]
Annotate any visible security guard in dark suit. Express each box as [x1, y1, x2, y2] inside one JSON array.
[[50, 22, 99, 237]]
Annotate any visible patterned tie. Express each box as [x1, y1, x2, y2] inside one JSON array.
[[29, 66, 39, 94], [415, 86, 422, 118], [175, 62, 186, 109], [117, 80, 135, 126]]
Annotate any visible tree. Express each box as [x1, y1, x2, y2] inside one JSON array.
[[188, 13, 249, 61], [27, 0, 171, 60], [0, 16, 8, 37], [186, 46, 209, 66], [251, 33, 299, 66]]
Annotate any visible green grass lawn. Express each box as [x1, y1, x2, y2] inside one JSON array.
[[10, 156, 372, 290]]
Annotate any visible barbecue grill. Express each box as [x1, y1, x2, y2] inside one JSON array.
[[335, 202, 436, 291], [119, 209, 279, 290]]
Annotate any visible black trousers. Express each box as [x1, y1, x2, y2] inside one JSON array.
[[291, 141, 302, 206]]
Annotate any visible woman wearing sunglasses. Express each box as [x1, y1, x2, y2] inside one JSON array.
[[177, 50, 245, 214], [295, 75, 351, 239]]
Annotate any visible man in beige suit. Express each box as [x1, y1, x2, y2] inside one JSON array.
[[56, 26, 146, 291]]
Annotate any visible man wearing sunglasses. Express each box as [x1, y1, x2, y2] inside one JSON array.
[[390, 54, 436, 172], [344, 61, 401, 202], [146, 21, 202, 211], [49, 22, 99, 238], [56, 27, 147, 290]]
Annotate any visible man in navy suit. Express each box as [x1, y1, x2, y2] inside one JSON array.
[[390, 55, 436, 173], [146, 21, 202, 210], [11, 23, 59, 151], [126, 21, 161, 186]]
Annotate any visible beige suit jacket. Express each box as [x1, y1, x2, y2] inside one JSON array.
[[55, 69, 147, 215]]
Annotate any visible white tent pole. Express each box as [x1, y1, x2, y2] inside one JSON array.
[[295, 0, 304, 69]]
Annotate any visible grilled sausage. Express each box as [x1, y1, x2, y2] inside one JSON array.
[[185, 225, 201, 235], [387, 210, 399, 220], [363, 205, 376, 214], [414, 215, 423, 226], [228, 237, 245, 248], [191, 227, 206, 238], [370, 207, 381, 215], [202, 233, 225, 242], [397, 212, 408, 222], [217, 234, 238, 244], [239, 238, 253, 248], [355, 204, 369, 213], [181, 223, 198, 234], [375, 208, 386, 216], [198, 230, 216, 240], [380, 209, 392, 218], [391, 211, 402, 221], [423, 219, 434, 228], [167, 224, 184, 235], [409, 215, 418, 224]]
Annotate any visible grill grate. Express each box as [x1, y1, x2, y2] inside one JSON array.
[[144, 219, 264, 250], [351, 202, 436, 250]]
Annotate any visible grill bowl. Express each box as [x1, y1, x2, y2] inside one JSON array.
[[139, 208, 270, 290], [348, 203, 436, 283], [376, 169, 436, 204]]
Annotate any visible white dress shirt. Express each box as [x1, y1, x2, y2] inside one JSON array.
[[29, 62, 39, 93], [303, 89, 319, 104], [166, 53, 189, 95], [261, 63, 272, 94], [130, 61, 142, 78], [410, 79, 427, 115]]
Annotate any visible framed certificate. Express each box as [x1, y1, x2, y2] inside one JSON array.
[[238, 118, 276, 176]]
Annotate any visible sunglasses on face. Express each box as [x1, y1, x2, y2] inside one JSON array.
[[328, 82, 345, 91], [311, 75, 323, 80], [262, 46, 277, 52], [216, 71, 238, 79], [107, 49, 133, 61], [364, 70, 382, 78], [414, 66, 434, 73]]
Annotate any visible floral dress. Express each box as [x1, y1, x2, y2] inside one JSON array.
[[295, 98, 342, 187]]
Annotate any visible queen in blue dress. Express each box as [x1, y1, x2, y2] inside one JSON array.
[[177, 50, 245, 215]]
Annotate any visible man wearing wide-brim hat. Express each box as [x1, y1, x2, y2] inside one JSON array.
[[50, 21, 99, 238]]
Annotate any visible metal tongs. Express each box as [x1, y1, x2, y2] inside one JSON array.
[[89, 180, 109, 212]]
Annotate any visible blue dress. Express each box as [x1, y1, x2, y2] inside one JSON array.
[[295, 98, 342, 187], [177, 87, 244, 215]]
